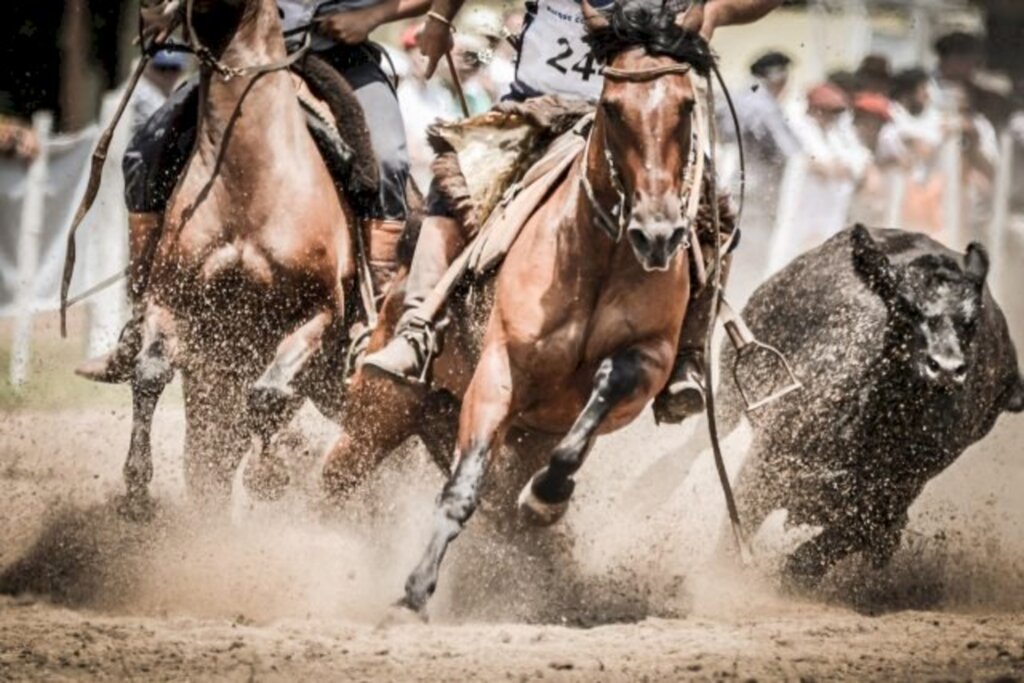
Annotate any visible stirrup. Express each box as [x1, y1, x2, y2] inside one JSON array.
[[344, 322, 374, 381], [723, 311, 802, 413]]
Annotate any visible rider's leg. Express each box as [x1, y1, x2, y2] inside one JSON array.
[[76, 82, 199, 383], [327, 46, 409, 296], [361, 207, 465, 380], [653, 247, 733, 424]]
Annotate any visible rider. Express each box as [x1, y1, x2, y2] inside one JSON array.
[[77, 0, 432, 383], [364, 0, 784, 423]]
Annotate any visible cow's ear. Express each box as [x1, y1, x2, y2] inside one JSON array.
[[1006, 375, 1024, 413], [964, 242, 990, 286], [851, 225, 900, 303]]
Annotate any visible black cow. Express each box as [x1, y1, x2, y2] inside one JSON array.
[[721, 225, 1024, 585]]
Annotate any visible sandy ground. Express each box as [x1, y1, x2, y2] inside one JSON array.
[[1, 400, 1023, 681], [1, 220, 1022, 681]]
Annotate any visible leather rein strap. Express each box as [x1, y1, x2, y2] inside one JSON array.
[[601, 62, 694, 82], [184, 0, 311, 81]]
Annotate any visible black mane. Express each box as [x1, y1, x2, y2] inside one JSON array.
[[585, 0, 715, 75]]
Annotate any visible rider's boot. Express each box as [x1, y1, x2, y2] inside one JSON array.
[[364, 218, 405, 298], [361, 215, 465, 382], [653, 251, 733, 424], [75, 211, 162, 384]]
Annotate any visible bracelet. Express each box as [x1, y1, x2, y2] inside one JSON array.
[[426, 11, 456, 31]]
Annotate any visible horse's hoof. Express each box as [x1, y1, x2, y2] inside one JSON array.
[[517, 479, 570, 527], [377, 600, 427, 629], [116, 492, 156, 523]]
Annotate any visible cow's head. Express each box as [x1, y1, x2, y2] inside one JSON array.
[[851, 225, 989, 391]]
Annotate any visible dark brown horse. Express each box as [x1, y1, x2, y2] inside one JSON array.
[[123, 0, 355, 512], [324, 1, 719, 615]]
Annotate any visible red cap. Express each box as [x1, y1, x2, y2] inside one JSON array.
[[853, 91, 893, 121], [807, 83, 850, 112]]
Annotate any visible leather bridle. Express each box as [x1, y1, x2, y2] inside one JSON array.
[[182, 0, 311, 81], [580, 59, 706, 249]]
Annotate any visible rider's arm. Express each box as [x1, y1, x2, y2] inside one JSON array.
[[702, 0, 784, 38], [317, 0, 431, 45], [418, 0, 468, 78]]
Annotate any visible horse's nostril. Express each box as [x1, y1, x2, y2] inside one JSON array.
[[954, 363, 968, 379], [926, 358, 941, 373], [669, 227, 688, 250], [628, 229, 651, 254]]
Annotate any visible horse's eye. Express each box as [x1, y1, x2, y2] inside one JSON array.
[[681, 99, 696, 115]]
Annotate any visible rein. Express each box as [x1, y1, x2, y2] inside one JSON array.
[[183, 0, 311, 81]]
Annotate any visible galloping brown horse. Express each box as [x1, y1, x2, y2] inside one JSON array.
[[324, 1, 721, 615], [124, 0, 354, 511]]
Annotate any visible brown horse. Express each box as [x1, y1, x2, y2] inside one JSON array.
[[324, 2, 720, 615], [123, 0, 355, 513]]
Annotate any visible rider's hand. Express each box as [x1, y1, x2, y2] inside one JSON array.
[[317, 6, 384, 46], [677, 2, 713, 41], [418, 16, 454, 80], [140, 0, 181, 44]]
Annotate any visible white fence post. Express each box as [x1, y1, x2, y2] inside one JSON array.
[[988, 129, 1014, 285], [9, 111, 54, 389], [940, 127, 964, 248], [884, 167, 906, 229], [83, 89, 131, 358], [767, 154, 808, 275]]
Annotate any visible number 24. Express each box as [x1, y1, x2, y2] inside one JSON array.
[[545, 38, 600, 80]]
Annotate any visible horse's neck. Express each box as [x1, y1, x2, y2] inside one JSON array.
[[194, 0, 303, 166]]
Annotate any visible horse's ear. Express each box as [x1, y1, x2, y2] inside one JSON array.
[[1005, 375, 1024, 413], [964, 241, 990, 286], [851, 225, 900, 303], [582, 0, 610, 30]]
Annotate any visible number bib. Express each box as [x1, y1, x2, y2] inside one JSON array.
[[514, 0, 602, 100]]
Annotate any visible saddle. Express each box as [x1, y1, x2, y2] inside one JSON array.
[[290, 54, 379, 204], [427, 95, 593, 273]]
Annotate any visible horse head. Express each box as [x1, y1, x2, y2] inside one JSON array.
[[851, 225, 1002, 394], [164, 0, 277, 58], [583, 0, 715, 272]]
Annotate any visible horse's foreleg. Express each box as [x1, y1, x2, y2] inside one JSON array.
[[248, 309, 334, 439], [518, 349, 649, 527], [244, 309, 335, 500], [121, 303, 176, 521], [398, 345, 512, 616]]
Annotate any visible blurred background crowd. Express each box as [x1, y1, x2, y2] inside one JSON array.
[[1, 0, 1024, 382]]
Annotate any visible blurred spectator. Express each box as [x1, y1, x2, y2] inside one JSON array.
[[396, 23, 461, 187], [132, 50, 189, 134], [827, 69, 859, 100], [781, 84, 862, 258], [450, 33, 497, 114], [458, 7, 515, 100], [855, 54, 892, 96], [729, 51, 800, 224], [934, 31, 984, 95], [848, 92, 902, 224]]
